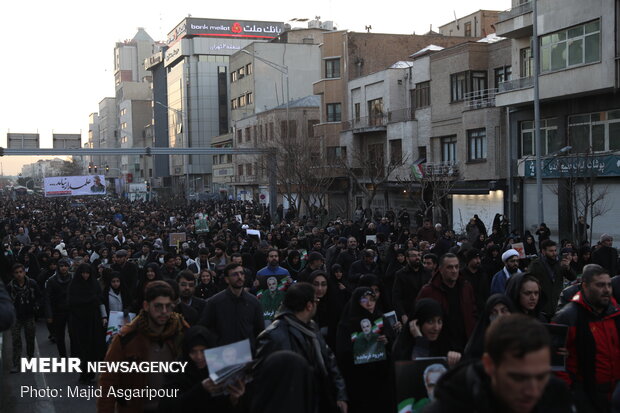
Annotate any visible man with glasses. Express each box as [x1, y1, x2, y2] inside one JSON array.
[[98, 281, 188, 413], [257, 282, 348, 413], [199, 263, 264, 351], [490, 249, 522, 295], [44, 257, 74, 357]]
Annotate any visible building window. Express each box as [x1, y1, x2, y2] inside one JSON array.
[[231, 71, 238, 82], [368, 98, 384, 125], [246, 163, 252, 176], [246, 92, 253, 104], [464, 21, 472, 37], [239, 95, 246, 107], [327, 103, 341, 122], [121, 122, 128, 129], [238, 67, 245, 79], [441, 136, 457, 162], [519, 119, 559, 157], [120, 108, 127, 116], [288, 120, 297, 138], [280, 121, 287, 138], [231, 99, 238, 109], [213, 155, 219, 165], [307, 120, 319, 138], [494, 66, 512, 89], [568, 110, 620, 153], [245, 127, 251, 142], [467, 129, 487, 161], [354, 103, 361, 122], [413, 81, 431, 109], [269, 122, 274, 140], [541, 20, 600, 73], [236, 129, 242, 144], [325, 58, 340, 78], [450, 72, 468, 102], [389, 139, 403, 164], [238, 164, 244, 175], [326, 146, 346, 164], [520, 47, 533, 78], [246, 63, 253, 75]]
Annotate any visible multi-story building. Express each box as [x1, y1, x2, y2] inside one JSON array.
[[97, 97, 119, 176], [496, 0, 620, 242], [87, 112, 101, 171], [157, 18, 285, 195], [211, 132, 234, 197], [313, 30, 486, 216], [439, 10, 500, 38]]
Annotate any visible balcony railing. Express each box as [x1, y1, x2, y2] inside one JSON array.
[[234, 175, 258, 184], [342, 108, 415, 131], [423, 161, 460, 178], [464, 88, 497, 110], [498, 77, 533, 93], [497, 1, 532, 23]]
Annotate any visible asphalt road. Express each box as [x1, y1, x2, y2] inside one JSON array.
[[1, 319, 96, 413]]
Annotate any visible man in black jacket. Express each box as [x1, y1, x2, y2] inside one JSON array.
[[7, 263, 41, 372], [425, 314, 574, 413], [112, 249, 138, 298], [199, 263, 264, 350], [256, 282, 348, 413], [45, 258, 74, 357], [392, 249, 431, 323], [592, 234, 618, 277], [348, 249, 378, 289], [176, 270, 206, 326]]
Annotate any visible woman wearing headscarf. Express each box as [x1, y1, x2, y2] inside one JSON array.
[[282, 249, 304, 281], [505, 273, 547, 322], [308, 270, 347, 351], [393, 298, 444, 360], [158, 325, 245, 412], [336, 287, 394, 413], [67, 263, 107, 383], [463, 294, 515, 361], [130, 262, 163, 313]]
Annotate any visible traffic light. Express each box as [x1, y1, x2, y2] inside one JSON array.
[[88, 164, 92, 173], [94, 165, 98, 173], [105, 165, 110, 173]]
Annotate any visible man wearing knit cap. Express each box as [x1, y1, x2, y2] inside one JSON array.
[[490, 249, 522, 295], [592, 234, 618, 277], [459, 249, 491, 312], [297, 252, 325, 283]]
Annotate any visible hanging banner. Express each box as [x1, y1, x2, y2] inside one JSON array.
[[44, 175, 107, 197]]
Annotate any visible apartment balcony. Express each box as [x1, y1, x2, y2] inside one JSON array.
[[496, 1, 533, 38], [464, 88, 498, 110], [496, 77, 534, 107], [342, 108, 415, 133], [233, 175, 258, 185]]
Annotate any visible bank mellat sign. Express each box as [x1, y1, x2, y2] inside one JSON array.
[[167, 18, 284, 45], [524, 155, 620, 178]]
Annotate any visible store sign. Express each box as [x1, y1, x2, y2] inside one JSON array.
[[525, 155, 620, 178], [182, 18, 283, 39]]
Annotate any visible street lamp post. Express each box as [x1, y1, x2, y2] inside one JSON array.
[[155, 101, 190, 205], [240, 50, 287, 221], [532, 0, 544, 225]]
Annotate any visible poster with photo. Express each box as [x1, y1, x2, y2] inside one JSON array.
[[256, 276, 287, 322], [395, 358, 448, 413], [106, 311, 136, 343], [195, 218, 209, 234], [204, 339, 253, 391], [169, 232, 187, 247], [512, 242, 526, 259], [352, 317, 386, 365]]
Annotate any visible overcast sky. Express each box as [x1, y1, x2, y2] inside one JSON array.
[[0, 0, 509, 174]]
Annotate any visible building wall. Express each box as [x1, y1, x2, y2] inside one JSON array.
[[439, 10, 500, 37]]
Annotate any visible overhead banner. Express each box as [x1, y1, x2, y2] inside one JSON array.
[[44, 175, 107, 197]]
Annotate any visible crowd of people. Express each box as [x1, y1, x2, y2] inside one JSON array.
[[1, 196, 619, 413]]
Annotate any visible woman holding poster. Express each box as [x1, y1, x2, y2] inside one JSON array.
[[336, 287, 394, 413]]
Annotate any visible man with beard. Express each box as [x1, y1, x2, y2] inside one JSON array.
[[256, 282, 348, 413], [256, 248, 291, 291], [176, 270, 206, 326], [112, 249, 138, 299], [199, 263, 264, 350], [210, 241, 230, 273], [490, 249, 522, 295], [528, 240, 576, 318], [459, 249, 491, 313], [98, 281, 188, 413], [348, 249, 379, 289], [553, 264, 620, 412], [336, 237, 360, 278], [393, 249, 431, 323]]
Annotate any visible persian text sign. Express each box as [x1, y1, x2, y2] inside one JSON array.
[[44, 175, 106, 197], [525, 155, 620, 178]]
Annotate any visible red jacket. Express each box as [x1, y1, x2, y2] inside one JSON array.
[[417, 273, 477, 338], [552, 291, 620, 388]]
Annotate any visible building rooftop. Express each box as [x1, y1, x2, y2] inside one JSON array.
[[273, 95, 321, 110], [410, 44, 445, 58]]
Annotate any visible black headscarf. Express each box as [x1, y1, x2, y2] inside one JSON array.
[[68, 263, 101, 308], [392, 298, 444, 361], [463, 294, 515, 361], [505, 273, 547, 320]]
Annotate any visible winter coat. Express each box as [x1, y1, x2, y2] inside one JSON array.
[[44, 271, 73, 317], [392, 265, 431, 320], [592, 245, 618, 277], [6, 276, 41, 320], [528, 257, 576, 318]]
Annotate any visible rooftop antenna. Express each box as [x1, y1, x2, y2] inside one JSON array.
[[454, 11, 460, 30], [365, 25, 372, 33]]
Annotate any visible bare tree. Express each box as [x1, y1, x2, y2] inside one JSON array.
[[339, 146, 407, 210], [396, 162, 459, 225]]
